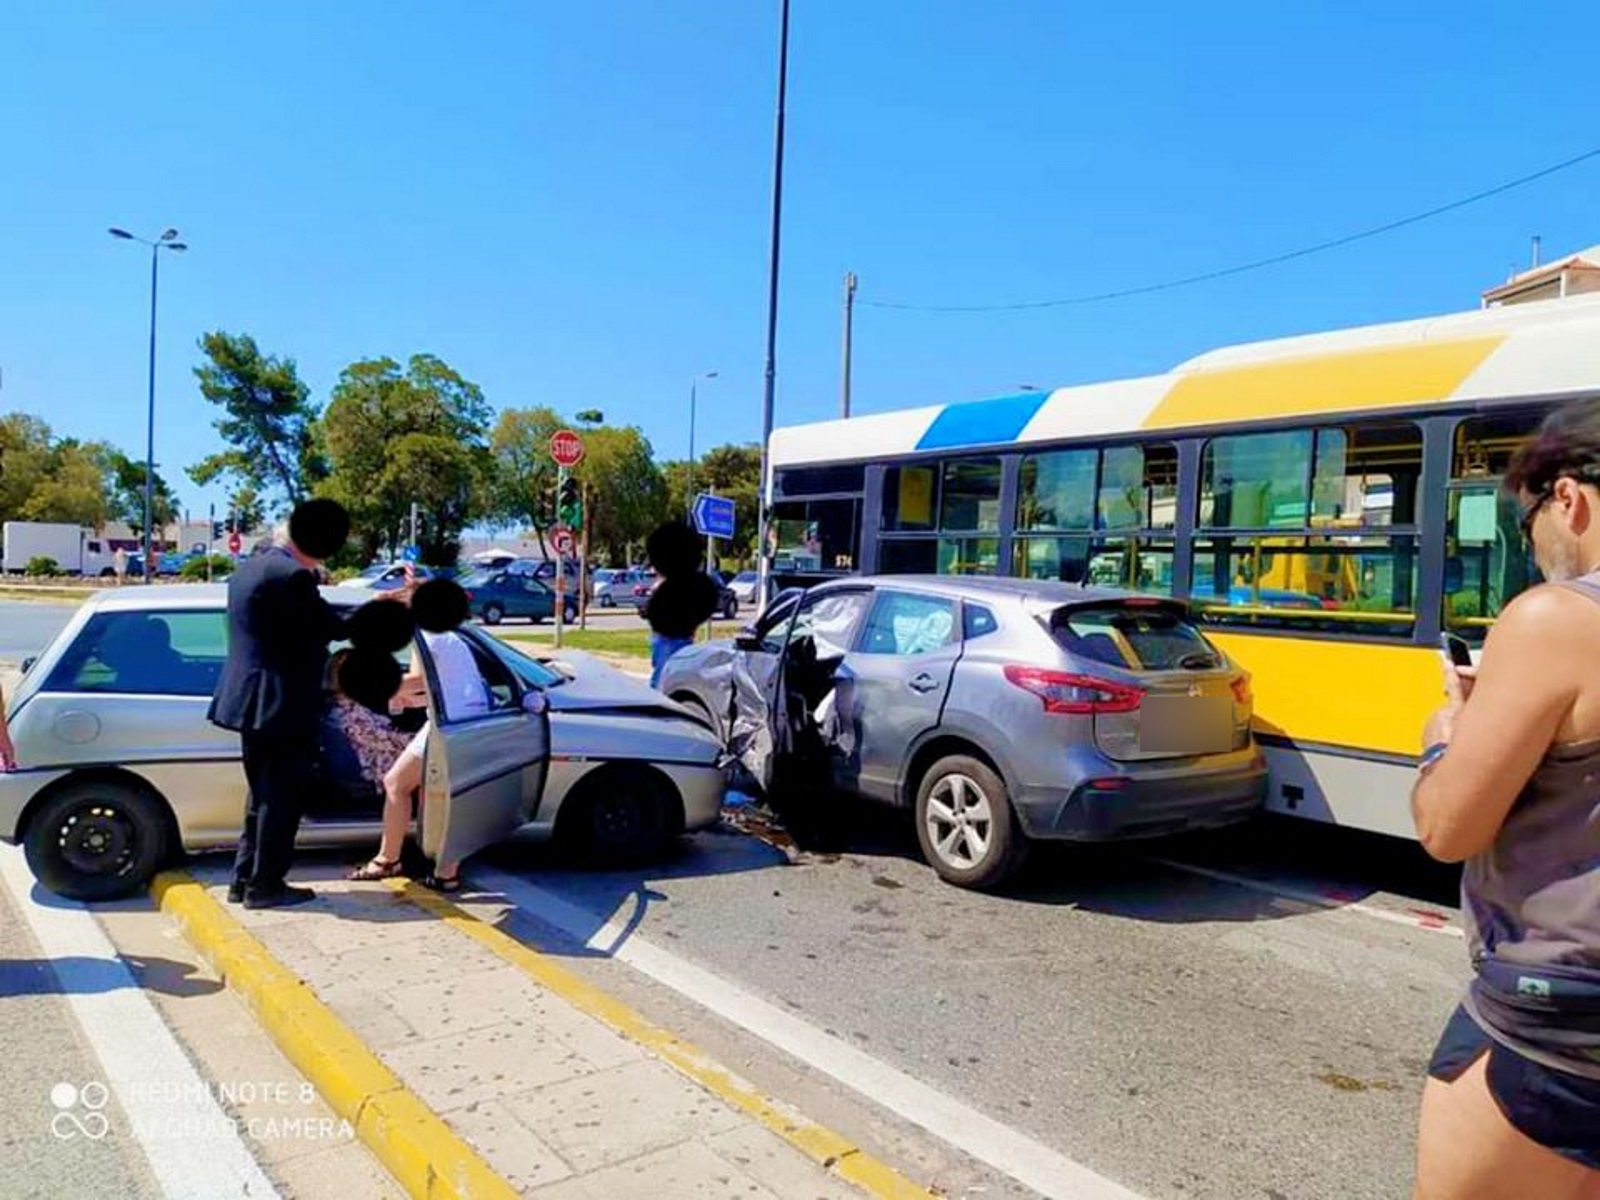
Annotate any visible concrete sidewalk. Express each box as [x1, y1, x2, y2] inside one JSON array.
[[167, 862, 922, 1199]]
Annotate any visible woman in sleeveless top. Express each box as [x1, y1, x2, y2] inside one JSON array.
[[349, 579, 489, 893], [1411, 401, 1600, 1199]]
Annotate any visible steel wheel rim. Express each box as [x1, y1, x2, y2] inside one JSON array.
[[925, 773, 994, 869], [57, 802, 137, 877]]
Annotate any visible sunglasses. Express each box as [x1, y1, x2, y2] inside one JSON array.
[[1519, 489, 1553, 543]]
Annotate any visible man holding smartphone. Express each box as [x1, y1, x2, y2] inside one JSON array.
[[1410, 400, 1600, 1198]]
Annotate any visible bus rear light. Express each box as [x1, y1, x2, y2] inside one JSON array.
[[1003, 666, 1143, 715]]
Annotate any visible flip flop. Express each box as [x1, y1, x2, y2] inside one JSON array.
[[348, 856, 403, 881]]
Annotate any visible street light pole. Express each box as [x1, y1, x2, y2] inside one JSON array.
[[756, 0, 790, 605], [110, 227, 186, 583], [686, 370, 718, 519]]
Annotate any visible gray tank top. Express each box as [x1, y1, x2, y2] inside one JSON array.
[[1461, 573, 1600, 1079]]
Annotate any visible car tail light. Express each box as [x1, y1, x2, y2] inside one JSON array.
[[463, 590, 474, 600], [1003, 665, 1143, 715], [1230, 674, 1252, 705]]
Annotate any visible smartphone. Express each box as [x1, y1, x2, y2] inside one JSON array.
[[1439, 632, 1474, 669]]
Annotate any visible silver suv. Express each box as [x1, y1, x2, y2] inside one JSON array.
[[660, 576, 1266, 889]]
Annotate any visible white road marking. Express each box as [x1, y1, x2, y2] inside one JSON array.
[[0, 845, 281, 1200], [472, 864, 1150, 1200], [1147, 856, 1465, 938]]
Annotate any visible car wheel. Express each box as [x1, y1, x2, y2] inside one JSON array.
[[558, 764, 679, 865], [482, 602, 505, 626], [599, 594, 614, 609], [722, 598, 738, 620], [24, 778, 173, 901], [914, 755, 1028, 890]]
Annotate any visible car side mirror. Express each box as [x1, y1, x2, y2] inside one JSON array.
[[521, 690, 548, 715], [20, 656, 35, 675], [734, 631, 763, 653]]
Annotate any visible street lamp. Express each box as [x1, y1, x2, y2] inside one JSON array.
[[110, 226, 186, 582], [687, 370, 718, 517], [756, 0, 790, 603]]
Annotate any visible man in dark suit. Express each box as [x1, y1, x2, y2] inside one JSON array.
[[209, 499, 355, 909]]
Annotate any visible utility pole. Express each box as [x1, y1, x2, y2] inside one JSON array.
[[553, 468, 566, 651], [206, 502, 215, 582], [840, 271, 857, 418], [578, 479, 590, 632], [755, 0, 790, 609], [408, 501, 419, 554]]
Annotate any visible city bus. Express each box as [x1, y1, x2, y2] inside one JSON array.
[[763, 292, 1600, 840]]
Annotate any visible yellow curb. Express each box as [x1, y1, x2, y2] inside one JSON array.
[[387, 879, 935, 1200], [152, 871, 518, 1200]]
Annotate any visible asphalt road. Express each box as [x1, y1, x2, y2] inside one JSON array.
[[0, 600, 78, 667], [474, 813, 1467, 1200]]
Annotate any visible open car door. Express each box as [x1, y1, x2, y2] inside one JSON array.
[[415, 629, 551, 867]]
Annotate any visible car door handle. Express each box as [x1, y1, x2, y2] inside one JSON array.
[[908, 673, 940, 694]]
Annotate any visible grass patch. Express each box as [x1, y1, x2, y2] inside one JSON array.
[[494, 623, 741, 660]]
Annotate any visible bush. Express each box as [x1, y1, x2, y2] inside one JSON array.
[[25, 556, 60, 577], [179, 555, 236, 581]]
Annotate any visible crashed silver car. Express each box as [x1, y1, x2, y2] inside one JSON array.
[[0, 585, 726, 899], [661, 576, 1265, 889]]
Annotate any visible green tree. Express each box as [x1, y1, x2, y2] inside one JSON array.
[[226, 483, 266, 534], [487, 407, 563, 557], [572, 425, 667, 565], [191, 331, 326, 510], [321, 354, 493, 564], [97, 447, 178, 529], [21, 441, 111, 526], [0, 413, 55, 522], [664, 442, 761, 562]]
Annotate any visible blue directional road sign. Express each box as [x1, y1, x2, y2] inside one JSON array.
[[692, 493, 736, 539], [401, 544, 421, 563]]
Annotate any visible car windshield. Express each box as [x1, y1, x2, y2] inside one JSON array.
[[457, 570, 495, 588], [486, 634, 566, 688], [1049, 603, 1222, 671], [734, 572, 756, 584], [357, 564, 388, 579]]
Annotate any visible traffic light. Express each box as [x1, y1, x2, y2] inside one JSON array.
[[212, 521, 225, 541], [556, 474, 582, 531]]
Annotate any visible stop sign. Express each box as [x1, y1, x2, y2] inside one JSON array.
[[550, 429, 585, 468], [227, 531, 243, 555]]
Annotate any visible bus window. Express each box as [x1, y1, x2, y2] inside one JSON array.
[[1445, 413, 1543, 644], [1014, 536, 1175, 594], [772, 499, 860, 574], [940, 458, 1002, 533], [879, 539, 938, 574], [1018, 449, 1095, 531], [882, 465, 938, 531], [1191, 535, 1418, 635], [936, 537, 1000, 576], [1194, 423, 1421, 637]]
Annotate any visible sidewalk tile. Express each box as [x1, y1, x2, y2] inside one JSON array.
[[381, 1023, 595, 1113], [706, 1125, 865, 1200], [450, 1099, 574, 1193], [503, 1058, 744, 1174], [380, 971, 563, 1041], [529, 1139, 783, 1200]]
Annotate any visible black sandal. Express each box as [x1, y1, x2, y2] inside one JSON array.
[[419, 872, 461, 893], [348, 856, 403, 881]]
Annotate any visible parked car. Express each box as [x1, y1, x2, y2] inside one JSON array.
[[626, 571, 739, 620], [728, 571, 761, 606], [592, 568, 647, 608], [660, 576, 1266, 889], [0, 585, 727, 899], [460, 569, 578, 625], [345, 562, 437, 591]]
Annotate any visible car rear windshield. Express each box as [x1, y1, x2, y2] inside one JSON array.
[[1049, 603, 1222, 672]]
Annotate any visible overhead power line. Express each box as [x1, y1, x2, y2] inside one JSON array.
[[860, 145, 1600, 313]]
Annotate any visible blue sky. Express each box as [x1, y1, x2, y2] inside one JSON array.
[[3, 1, 1598, 519]]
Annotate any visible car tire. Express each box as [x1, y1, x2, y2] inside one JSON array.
[[599, 594, 614, 609], [722, 598, 738, 620], [558, 764, 679, 865], [914, 754, 1028, 890], [482, 602, 505, 626], [24, 777, 173, 901]]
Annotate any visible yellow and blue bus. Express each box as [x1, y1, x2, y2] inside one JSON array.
[[764, 292, 1600, 840]]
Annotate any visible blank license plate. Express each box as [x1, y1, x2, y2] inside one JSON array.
[[1139, 696, 1231, 754]]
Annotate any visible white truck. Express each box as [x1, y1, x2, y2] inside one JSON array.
[[3, 522, 91, 575]]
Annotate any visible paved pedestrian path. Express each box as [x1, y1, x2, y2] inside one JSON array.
[[176, 860, 917, 1199]]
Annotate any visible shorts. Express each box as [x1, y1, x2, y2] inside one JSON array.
[[1428, 1003, 1600, 1169]]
